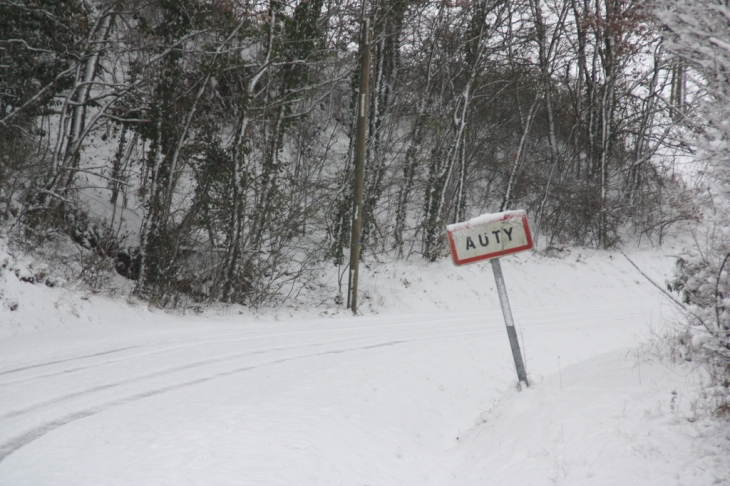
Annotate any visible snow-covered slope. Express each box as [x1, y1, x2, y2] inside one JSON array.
[[0, 243, 728, 485]]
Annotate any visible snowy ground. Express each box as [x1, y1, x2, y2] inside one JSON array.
[[1, 243, 729, 485]]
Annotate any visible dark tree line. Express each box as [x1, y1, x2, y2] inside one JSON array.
[[0, 0, 696, 307]]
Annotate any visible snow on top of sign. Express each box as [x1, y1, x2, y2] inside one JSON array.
[[446, 209, 526, 232]]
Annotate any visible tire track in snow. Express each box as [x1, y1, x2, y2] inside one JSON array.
[[0, 300, 662, 463], [0, 301, 654, 399], [0, 331, 491, 464], [0, 310, 510, 387], [0, 346, 144, 376], [0, 312, 475, 379], [0, 322, 499, 420], [0, 306, 637, 390], [0, 300, 646, 382]]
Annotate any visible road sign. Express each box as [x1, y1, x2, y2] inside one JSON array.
[[446, 210, 533, 266], [445, 210, 532, 387]]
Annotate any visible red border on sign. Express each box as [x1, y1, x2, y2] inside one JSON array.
[[446, 212, 533, 266]]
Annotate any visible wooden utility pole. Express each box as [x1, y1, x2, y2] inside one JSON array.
[[347, 17, 370, 314]]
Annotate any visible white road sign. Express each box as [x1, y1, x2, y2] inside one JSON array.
[[446, 210, 533, 265]]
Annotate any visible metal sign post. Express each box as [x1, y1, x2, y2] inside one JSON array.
[[491, 257, 528, 386], [446, 210, 533, 387]]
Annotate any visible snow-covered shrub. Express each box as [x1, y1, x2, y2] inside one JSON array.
[[668, 193, 730, 398], [670, 238, 730, 411], [658, 0, 730, 415]]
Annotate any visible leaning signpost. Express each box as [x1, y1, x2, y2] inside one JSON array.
[[446, 210, 534, 387]]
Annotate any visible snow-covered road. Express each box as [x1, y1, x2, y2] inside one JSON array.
[[1, 249, 727, 484]]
